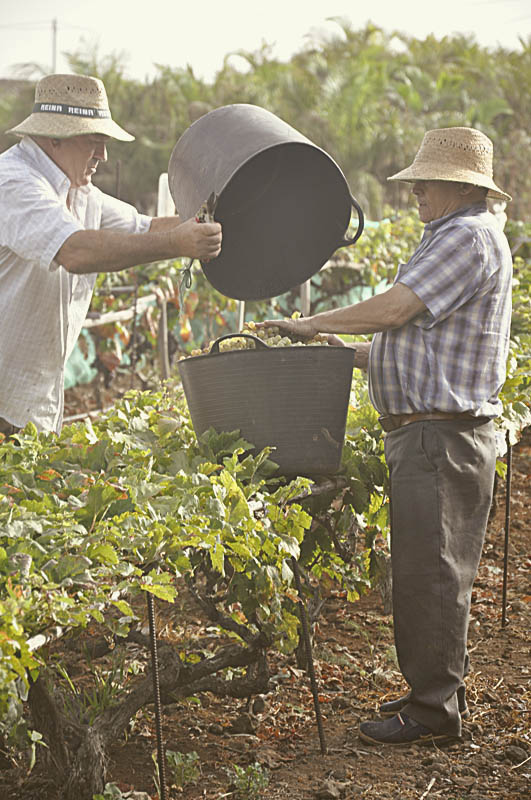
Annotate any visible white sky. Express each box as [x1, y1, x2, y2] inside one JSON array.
[[0, 0, 530, 82]]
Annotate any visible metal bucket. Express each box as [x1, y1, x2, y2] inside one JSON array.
[[178, 334, 355, 477], [168, 104, 364, 301]]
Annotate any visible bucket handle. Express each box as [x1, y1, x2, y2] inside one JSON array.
[[209, 333, 270, 353], [338, 193, 365, 249]]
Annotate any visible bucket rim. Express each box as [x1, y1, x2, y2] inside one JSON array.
[[178, 342, 357, 362], [170, 138, 351, 216]]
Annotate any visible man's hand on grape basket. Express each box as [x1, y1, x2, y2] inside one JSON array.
[[256, 318, 346, 347], [256, 317, 316, 340]]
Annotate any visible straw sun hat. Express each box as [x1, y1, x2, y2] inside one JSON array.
[[388, 127, 511, 202], [7, 73, 134, 142]]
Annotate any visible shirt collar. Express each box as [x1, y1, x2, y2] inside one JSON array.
[[19, 136, 71, 197], [425, 203, 488, 233]]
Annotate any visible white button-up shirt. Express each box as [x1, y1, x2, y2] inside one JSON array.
[[0, 137, 151, 432]]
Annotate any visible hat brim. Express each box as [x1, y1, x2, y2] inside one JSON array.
[[7, 113, 134, 142], [387, 166, 511, 203]]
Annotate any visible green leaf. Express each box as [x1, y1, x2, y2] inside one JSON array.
[[87, 543, 119, 565], [141, 582, 177, 603], [210, 540, 225, 576], [111, 599, 134, 616]]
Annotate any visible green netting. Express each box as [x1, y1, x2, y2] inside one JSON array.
[[64, 330, 98, 390]]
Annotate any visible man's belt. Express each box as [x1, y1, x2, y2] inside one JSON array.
[[378, 411, 488, 432]]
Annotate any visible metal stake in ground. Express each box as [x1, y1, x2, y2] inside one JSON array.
[[291, 556, 327, 755], [146, 592, 168, 800], [501, 431, 512, 629], [129, 278, 139, 389]]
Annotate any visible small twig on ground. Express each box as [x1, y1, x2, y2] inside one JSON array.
[[511, 754, 531, 771], [419, 776, 436, 798], [347, 747, 385, 759], [493, 677, 504, 690]]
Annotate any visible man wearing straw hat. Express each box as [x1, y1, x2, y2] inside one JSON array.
[[260, 127, 512, 745], [0, 73, 222, 435]]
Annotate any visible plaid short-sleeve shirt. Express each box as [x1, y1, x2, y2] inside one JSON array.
[[368, 204, 513, 418], [0, 137, 152, 432]]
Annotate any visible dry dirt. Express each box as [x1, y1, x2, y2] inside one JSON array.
[[109, 429, 531, 800], [2, 376, 530, 800]]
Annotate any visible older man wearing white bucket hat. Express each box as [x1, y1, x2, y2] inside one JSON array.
[[0, 73, 222, 434], [260, 126, 513, 745]]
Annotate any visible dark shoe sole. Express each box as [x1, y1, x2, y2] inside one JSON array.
[[380, 707, 470, 720], [359, 728, 459, 746]]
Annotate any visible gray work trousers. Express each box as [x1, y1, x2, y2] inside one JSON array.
[[384, 418, 496, 736]]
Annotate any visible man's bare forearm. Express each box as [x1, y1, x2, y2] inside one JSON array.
[[148, 215, 181, 232], [309, 285, 426, 335], [56, 217, 222, 274], [258, 284, 427, 343], [57, 229, 178, 273]]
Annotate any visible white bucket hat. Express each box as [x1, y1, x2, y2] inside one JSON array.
[[7, 73, 134, 142], [388, 127, 511, 202]]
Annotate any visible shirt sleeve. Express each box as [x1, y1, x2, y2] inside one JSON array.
[[397, 224, 485, 329], [0, 175, 83, 270], [99, 190, 152, 234]]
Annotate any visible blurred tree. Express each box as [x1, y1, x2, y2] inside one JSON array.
[[0, 24, 528, 219]]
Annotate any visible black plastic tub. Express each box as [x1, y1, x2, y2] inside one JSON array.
[[178, 334, 355, 478]]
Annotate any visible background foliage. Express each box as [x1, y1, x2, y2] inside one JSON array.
[[1, 22, 530, 219]]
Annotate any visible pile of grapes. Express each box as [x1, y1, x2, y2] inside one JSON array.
[[188, 320, 330, 357]]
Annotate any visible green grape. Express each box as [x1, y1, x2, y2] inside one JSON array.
[[182, 319, 331, 360]]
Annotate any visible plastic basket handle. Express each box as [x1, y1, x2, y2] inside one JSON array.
[[208, 332, 270, 353]]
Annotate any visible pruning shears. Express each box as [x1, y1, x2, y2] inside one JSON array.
[[178, 191, 218, 317]]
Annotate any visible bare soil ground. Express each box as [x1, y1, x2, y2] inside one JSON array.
[[2, 376, 529, 800], [109, 431, 530, 800]]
